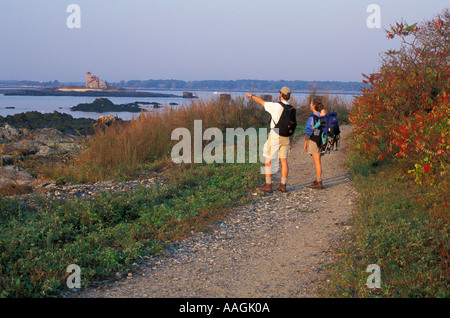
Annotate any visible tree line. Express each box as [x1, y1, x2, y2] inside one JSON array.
[[115, 79, 365, 92], [0, 79, 366, 92]]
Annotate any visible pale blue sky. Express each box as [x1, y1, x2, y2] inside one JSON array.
[[0, 0, 448, 82]]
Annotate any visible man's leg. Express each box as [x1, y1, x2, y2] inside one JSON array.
[[265, 158, 272, 184], [277, 158, 288, 192], [260, 157, 273, 192], [277, 137, 290, 192]]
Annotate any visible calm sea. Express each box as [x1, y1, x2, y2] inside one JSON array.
[[0, 88, 358, 121]]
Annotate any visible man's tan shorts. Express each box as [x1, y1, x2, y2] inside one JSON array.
[[307, 140, 323, 156], [263, 131, 290, 159]]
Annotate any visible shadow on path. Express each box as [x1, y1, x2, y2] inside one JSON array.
[[287, 173, 351, 192]]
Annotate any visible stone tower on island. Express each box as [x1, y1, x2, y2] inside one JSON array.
[[86, 72, 107, 89]]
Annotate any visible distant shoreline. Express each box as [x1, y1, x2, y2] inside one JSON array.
[[0, 79, 366, 95], [0, 86, 362, 97], [0, 88, 187, 98], [132, 87, 363, 95]]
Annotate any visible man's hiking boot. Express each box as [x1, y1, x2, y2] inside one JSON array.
[[310, 181, 323, 190], [259, 183, 272, 193], [277, 183, 287, 192]]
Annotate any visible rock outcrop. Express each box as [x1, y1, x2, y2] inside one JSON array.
[[0, 124, 82, 163], [0, 123, 85, 193], [0, 165, 34, 187], [96, 115, 123, 126], [71, 98, 145, 113]]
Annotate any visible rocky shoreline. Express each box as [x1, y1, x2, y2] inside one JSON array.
[[0, 123, 83, 190], [0, 113, 169, 199], [0, 124, 83, 163], [0, 111, 95, 135], [0, 112, 119, 192]]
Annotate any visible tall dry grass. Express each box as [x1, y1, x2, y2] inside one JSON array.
[[44, 96, 269, 182]]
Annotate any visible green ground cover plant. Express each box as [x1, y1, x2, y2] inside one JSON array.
[[324, 152, 448, 297], [0, 161, 262, 297], [323, 10, 449, 298]]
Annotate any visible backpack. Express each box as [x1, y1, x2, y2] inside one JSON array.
[[309, 111, 341, 154], [273, 102, 297, 137]]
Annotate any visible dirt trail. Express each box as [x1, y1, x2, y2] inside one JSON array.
[[72, 125, 356, 298]]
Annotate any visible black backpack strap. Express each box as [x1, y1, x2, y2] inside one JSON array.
[[273, 102, 287, 127], [278, 101, 292, 107]]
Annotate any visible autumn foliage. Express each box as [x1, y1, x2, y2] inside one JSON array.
[[350, 10, 449, 211]]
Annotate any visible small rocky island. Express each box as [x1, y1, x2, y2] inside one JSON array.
[[71, 98, 155, 113]]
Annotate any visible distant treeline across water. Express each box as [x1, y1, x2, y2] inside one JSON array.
[[116, 79, 365, 93], [0, 79, 366, 93]]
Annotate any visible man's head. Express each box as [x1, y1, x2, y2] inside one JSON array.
[[279, 86, 291, 101]]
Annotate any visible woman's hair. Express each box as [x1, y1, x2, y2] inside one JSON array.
[[311, 98, 324, 112]]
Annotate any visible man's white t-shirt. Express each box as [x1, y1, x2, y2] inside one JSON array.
[[264, 100, 288, 129]]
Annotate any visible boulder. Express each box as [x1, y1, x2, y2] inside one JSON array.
[[0, 166, 33, 186], [96, 115, 121, 126], [0, 124, 22, 141], [12, 140, 39, 156], [32, 128, 71, 144], [0, 155, 14, 165], [0, 124, 82, 159]]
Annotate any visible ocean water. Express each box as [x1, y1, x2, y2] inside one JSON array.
[[0, 89, 357, 121]]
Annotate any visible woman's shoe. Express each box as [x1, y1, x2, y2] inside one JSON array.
[[310, 181, 323, 190]]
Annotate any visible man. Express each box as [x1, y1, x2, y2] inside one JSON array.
[[246, 86, 293, 193]]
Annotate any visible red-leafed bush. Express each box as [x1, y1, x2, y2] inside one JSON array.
[[350, 10, 449, 211]]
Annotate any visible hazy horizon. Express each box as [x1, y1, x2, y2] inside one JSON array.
[[1, 1, 448, 83]]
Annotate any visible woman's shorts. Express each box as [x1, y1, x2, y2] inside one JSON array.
[[308, 140, 324, 156]]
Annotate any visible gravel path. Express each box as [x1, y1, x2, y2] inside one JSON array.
[[70, 125, 356, 298]]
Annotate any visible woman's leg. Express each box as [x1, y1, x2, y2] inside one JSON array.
[[310, 154, 323, 189], [312, 154, 322, 181]]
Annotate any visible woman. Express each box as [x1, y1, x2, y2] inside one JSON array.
[[304, 98, 325, 189]]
